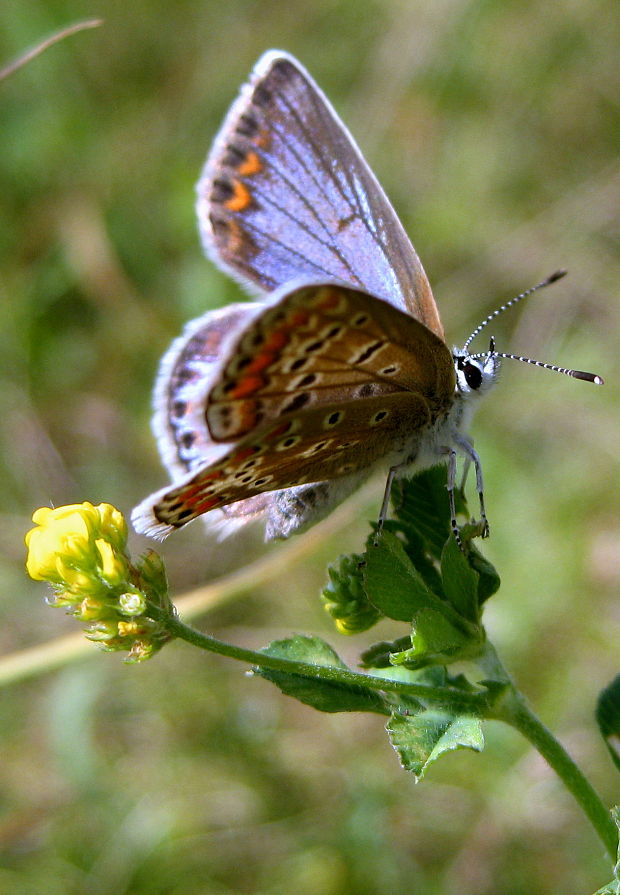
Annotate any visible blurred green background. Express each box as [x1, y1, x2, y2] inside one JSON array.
[[2, 1, 619, 892]]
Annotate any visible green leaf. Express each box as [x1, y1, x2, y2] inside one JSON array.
[[257, 668, 389, 714], [261, 634, 348, 668], [364, 530, 444, 622], [360, 636, 413, 669], [468, 544, 501, 604], [391, 468, 454, 560], [387, 709, 484, 779], [381, 519, 444, 596], [364, 532, 484, 667], [441, 536, 480, 623], [257, 635, 388, 714], [390, 608, 478, 669], [394, 468, 470, 550], [596, 676, 620, 774]]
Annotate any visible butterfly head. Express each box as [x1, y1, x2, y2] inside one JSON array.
[[453, 338, 500, 400]]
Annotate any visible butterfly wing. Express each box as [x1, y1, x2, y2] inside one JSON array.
[[134, 390, 435, 538], [149, 301, 280, 534], [197, 50, 444, 339], [153, 302, 263, 478], [206, 281, 454, 443], [132, 281, 455, 538]]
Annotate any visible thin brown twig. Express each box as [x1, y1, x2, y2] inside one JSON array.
[[0, 18, 103, 83]]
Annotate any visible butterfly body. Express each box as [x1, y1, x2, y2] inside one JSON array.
[[132, 52, 500, 542]]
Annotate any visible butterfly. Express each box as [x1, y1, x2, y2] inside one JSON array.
[[131, 50, 601, 544]]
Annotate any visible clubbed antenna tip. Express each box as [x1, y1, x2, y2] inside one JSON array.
[[486, 351, 604, 386], [545, 269, 568, 285], [572, 370, 604, 385]]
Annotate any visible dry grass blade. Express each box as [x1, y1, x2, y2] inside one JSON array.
[[0, 18, 103, 82]]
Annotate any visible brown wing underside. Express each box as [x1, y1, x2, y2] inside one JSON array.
[[153, 390, 437, 528], [206, 282, 455, 443]]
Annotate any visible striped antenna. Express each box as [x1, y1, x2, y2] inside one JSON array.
[[469, 338, 604, 385], [463, 270, 567, 351]]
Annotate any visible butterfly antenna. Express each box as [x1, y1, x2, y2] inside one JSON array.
[[462, 269, 568, 351], [469, 340, 604, 385]]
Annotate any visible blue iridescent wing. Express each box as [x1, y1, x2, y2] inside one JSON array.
[[196, 50, 444, 340]]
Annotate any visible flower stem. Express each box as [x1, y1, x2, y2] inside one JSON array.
[[482, 644, 618, 860], [154, 609, 490, 714], [157, 609, 618, 860]]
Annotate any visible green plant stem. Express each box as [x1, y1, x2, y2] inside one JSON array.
[[480, 643, 618, 861], [156, 609, 617, 861], [153, 608, 490, 714]]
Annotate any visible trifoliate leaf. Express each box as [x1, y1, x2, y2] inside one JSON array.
[[387, 709, 484, 780]]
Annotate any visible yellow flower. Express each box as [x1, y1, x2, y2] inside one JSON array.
[[95, 538, 129, 586], [118, 620, 148, 637], [94, 504, 127, 550], [26, 506, 91, 581], [86, 620, 120, 643], [25, 502, 128, 586], [76, 596, 108, 620], [26, 502, 171, 662]]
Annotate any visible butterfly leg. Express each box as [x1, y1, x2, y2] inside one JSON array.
[[453, 433, 489, 538], [446, 447, 464, 550], [459, 455, 471, 491], [377, 466, 398, 536]]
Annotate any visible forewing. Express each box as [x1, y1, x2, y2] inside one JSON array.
[[206, 281, 455, 443], [197, 51, 444, 338]]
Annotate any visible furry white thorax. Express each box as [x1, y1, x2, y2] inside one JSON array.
[[397, 346, 500, 469]]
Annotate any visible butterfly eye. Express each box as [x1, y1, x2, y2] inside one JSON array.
[[463, 361, 482, 390]]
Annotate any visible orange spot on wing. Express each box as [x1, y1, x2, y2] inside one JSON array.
[[230, 375, 264, 398], [239, 403, 259, 430], [225, 180, 253, 212], [254, 130, 271, 149], [226, 219, 247, 253], [315, 289, 341, 310], [287, 309, 311, 327], [237, 151, 262, 176], [262, 330, 289, 352], [245, 351, 276, 374], [176, 483, 201, 499], [195, 496, 223, 513], [199, 469, 225, 483]]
